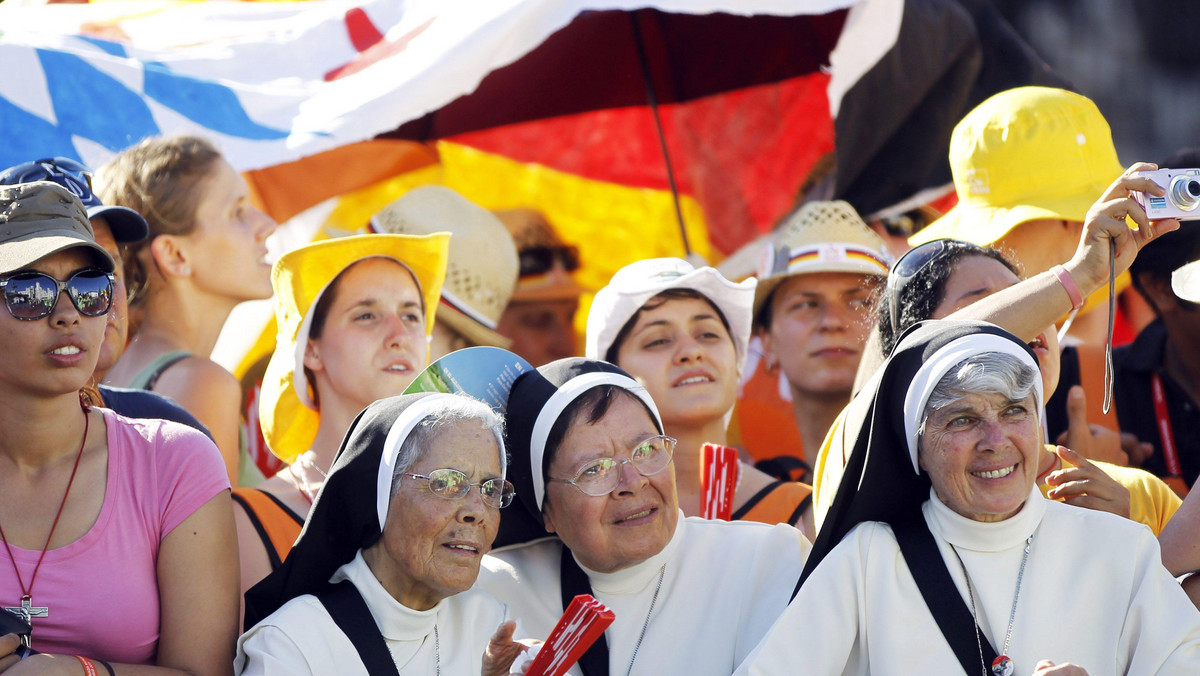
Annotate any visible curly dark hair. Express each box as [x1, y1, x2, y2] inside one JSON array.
[[879, 240, 1019, 356]]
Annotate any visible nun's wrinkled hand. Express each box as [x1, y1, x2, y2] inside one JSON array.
[[1066, 162, 1181, 294], [482, 620, 537, 676], [1032, 659, 1090, 675], [1044, 445, 1131, 519]]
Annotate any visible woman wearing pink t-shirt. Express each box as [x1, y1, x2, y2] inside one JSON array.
[[0, 181, 237, 675]]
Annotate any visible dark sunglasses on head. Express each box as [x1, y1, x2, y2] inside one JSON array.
[[0, 157, 94, 201], [519, 245, 580, 277], [0, 269, 114, 321], [885, 239, 962, 331]]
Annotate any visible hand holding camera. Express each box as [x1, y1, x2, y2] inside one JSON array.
[[1133, 168, 1200, 221]]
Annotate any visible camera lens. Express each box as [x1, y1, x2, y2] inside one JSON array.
[[1169, 176, 1200, 212]]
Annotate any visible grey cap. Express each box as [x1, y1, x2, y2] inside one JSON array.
[[0, 181, 116, 275]]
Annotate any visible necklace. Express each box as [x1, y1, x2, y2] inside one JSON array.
[[951, 533, 1035, 676], [0, 404, 89, 647], [291, 451, 328, 504], [624, 565, 666, 676]]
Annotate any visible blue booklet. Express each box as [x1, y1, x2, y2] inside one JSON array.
[[404, 346, 532, 411]]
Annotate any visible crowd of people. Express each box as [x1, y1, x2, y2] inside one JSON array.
[[1, 84, 1199, 675]]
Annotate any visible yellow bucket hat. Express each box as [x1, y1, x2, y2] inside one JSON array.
[[259, 233, 450, 463], [910, 87, 1124, 247]]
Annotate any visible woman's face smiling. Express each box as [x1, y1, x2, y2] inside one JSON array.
[[918, 390, 1041, 522], [366, 420, 502, 611], [614, 296, 737, 427], [543, 392, 679, 573], [0, 248, 107, 398]]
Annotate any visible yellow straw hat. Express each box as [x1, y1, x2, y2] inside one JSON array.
[[371, 186, 518, 348], [259, 232, 450, 463], [752, 200, 892, 323], [911, 87, 1124, 246]]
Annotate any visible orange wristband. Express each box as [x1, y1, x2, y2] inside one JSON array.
[[1051, 264, 1084, 311], [75, 656, 99, 676]]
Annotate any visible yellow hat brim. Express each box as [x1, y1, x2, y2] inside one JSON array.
[[910, 182, 1112, 248], [260, 232, 450, 463]]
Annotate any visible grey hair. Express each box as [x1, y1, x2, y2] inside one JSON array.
[[919, 351, 1039, 434], [389, 396, 506, 497]]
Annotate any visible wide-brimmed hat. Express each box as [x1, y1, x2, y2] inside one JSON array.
[[371, 186, 517, 348], [752, 200, 891, 323], [0, 158, 149, 243], [586, 257, 756, 374], [0, 181, 115, 274], [910, 87, 1124, 247], [259, 233, 449, 464], [493, 208, 586, 303]]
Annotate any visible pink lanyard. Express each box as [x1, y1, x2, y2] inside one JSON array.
[[1151, 372, 1183, 477]]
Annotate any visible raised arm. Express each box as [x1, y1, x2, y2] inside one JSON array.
[[949, 163, 1181, 339]]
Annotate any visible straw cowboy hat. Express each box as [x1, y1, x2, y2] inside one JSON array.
[[371, 186, 518, 348], [753, 200, 891, 323]]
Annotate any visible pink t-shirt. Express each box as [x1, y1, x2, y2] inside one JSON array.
[[0, 408, 230, 664]]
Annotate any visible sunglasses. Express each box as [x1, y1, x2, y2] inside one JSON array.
[[519, 246, 580, 277], [400, 468, 515, 509], [885, 239, 960, 332], [0, 157, 95, 201], [0, 269, 115, 321]]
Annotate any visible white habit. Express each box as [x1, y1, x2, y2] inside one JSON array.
[[737, 489, 1200, 675], [236, 551, 510, 675], [478, 512, 810, 676]]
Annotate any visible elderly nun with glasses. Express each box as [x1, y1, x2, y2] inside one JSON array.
[[738, 320, 1200, 676], [239, 392, 530, 676], [476, 358, 811, 675]]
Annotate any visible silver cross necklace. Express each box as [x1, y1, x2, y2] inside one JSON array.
[[950, 532, 1035, 676]]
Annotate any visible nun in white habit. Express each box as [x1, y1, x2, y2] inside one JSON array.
[[238, 392, 528, 675], [738, 320, 1200, 676], [478, 358, 811, 676]]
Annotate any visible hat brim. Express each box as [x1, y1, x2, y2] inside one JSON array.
[[87, 205, 149, 243], [586, 266, 755, 374], [260, 233, 450, 463], [752, 261, 888, 325], [437, 303, 513, 349], [0, 232, 115, 275], [1174, 259, 1200, 303], [910, 179, 1113, 247]]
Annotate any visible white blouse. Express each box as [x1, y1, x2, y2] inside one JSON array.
[[478, 512, 810, 675], [236, 551, 510, 675], [738, 488, 1200, 675]]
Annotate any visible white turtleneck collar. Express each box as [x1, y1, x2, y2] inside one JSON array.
[[332, 550, 444, 642], [924, 487, 1046, 553], [576, 509, 686, 595]]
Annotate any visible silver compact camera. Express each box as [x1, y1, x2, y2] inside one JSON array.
[[1133, 168, 1200, 221]]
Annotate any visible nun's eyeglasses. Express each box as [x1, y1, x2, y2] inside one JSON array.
[[547, 435, 676, 497], [400, 469, 515, 508]]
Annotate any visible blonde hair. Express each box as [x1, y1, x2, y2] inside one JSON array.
[[95, 135, 222, 305]]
